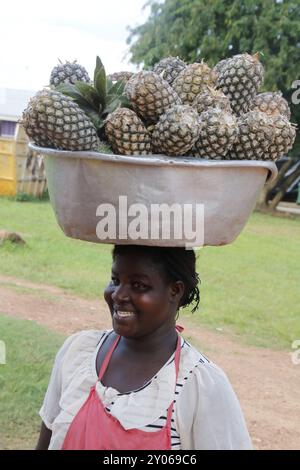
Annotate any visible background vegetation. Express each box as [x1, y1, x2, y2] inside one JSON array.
[[127, 0, 300, 153], [127, 0, 300, 208], [1, 198, 299, 350]]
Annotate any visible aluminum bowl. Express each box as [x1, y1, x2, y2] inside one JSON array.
[[29, 144, 278, 247]]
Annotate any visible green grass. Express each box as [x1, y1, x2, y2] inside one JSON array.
[[0, 198, 113, 298], [0, 314, 65, 449], [191, 212, 300, 349], [0, 198, 300, 350]]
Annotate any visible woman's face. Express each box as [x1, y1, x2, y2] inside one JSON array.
[[104, 252, 183, 339]]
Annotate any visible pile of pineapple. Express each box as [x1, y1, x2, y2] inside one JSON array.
[[22, 54, 296, 161]]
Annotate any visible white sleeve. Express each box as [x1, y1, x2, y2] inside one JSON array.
[[39, 332, 83, 430], [177, 363, 252, 450]]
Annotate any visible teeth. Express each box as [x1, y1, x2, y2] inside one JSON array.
[[116, 310, 135, 317]]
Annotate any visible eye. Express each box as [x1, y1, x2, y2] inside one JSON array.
[[132, 281, 148, 290], [111, 277, 119, 286]]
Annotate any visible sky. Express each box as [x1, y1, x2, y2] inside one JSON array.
[[0, 0, 150, 91]]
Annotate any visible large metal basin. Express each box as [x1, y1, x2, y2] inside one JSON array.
[[30, 144, 278, 247]]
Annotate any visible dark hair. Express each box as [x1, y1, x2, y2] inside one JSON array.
[[112, 245, 200, 313]]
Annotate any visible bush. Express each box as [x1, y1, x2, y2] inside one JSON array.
[[15, 189, 49, 202]]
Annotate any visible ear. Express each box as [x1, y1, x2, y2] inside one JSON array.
[[168, 280, 185, 306]]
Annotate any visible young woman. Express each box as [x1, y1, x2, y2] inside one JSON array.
[[36, 245, 252, 450]]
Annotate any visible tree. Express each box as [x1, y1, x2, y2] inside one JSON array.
[[127, 0, 300, 209]]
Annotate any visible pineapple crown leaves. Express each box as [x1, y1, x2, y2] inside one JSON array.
[[55, 55, 130, 131], [253, 51, 264, 59], [55, 81, 102, 129], [58, 58, 78, 65], [94, 56, 107, 107]]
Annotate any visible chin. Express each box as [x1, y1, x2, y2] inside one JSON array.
[[112, 318, 129, 336], [112, 321, 139, 339]]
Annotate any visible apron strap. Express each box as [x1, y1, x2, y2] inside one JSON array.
[[166, 334, 181, 427], [175, 324, 184, 333], [98, 334, 121, 380]]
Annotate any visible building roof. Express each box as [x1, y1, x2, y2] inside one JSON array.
[[0, 88, 36, 122]]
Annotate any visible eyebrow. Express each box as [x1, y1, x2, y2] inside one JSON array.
[[111, 270, 151, 280]]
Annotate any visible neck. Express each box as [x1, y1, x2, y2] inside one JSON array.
[[120, 323, 178, 355]]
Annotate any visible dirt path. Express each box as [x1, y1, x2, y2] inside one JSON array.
[[0, 274, 299, 450]]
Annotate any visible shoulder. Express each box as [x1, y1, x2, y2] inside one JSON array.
[[177, 339, 252, 449], [179, 338, 237, 399], [179, 339, 249, 431], [54, 329, 111, 367], [63, 329, 110, 348]]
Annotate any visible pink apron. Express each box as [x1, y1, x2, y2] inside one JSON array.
[[62, 331, 182, 450]]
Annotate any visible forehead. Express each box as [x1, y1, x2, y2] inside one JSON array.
[[112, 252, 165, 279]]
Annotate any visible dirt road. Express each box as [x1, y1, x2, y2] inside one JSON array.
[[0, 274, 299, 450]]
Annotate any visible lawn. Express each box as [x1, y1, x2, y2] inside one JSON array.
[[0, 314, 64, 450], [0, 197, 300, 349], [0, 198, 113, 298]]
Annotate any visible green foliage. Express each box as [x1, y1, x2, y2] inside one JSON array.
[[15, 192, 36, 202], [127, 0, 300, 154], [94, 56, 107, 108], [15, 190, 49, 203], [98, 142, 115, 154]]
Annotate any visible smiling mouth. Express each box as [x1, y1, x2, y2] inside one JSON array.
[[114, 310, 136, 319]]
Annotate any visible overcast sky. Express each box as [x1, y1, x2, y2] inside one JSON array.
[[1, 0, 150, 91]]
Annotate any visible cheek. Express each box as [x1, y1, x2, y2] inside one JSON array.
[[104, 283, 114, 307], [136, 291, 170, 312]]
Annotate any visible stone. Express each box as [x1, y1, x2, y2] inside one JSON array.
[[0, 230, 26, 245]]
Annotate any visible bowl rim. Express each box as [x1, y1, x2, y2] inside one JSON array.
[[29, 143, 278, 183]]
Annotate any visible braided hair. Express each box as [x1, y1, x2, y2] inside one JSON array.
[[112, 245, 200, 313]]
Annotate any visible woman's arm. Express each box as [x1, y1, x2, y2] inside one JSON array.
[[36, 333, 82, 450], [35, 421, 52, 450]]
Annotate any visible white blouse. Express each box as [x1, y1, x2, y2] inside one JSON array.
[[39, 329, 252, 450]]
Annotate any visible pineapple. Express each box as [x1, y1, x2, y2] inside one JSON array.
[[21, 89, 100, 151], [105, 108, 152, 155], [151, 105, 200, 156], [146, 123, 156, 139], [107, 71, 134, 83], [50, 60, 90, 86], [153, 56, 186, 85], [26, 53, 295, 161], [190, 108, 238, 159], [251, 92, 291, 119], [230, 111, 275, 160], [264, 115, 296, 161], [55, 56, 129, 142], [22, 57, 128, 152], [172, 62, 217, 105], [192, 87, 232, 115], [125, 71, 181, 123], [217, 53, 264, 116], [21, 101, 53, 148], [213, 58, 228, 76]]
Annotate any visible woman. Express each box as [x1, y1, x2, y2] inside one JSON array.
[[36, 244, 252, 450]]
